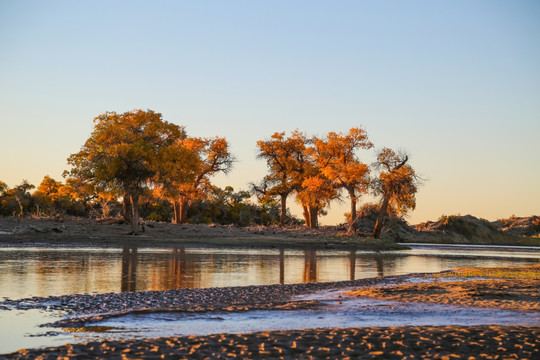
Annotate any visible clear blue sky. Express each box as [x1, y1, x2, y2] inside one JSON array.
[[1, 0, 539, 224]]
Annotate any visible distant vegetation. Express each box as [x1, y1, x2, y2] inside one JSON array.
[[1, 108, 421, 236]]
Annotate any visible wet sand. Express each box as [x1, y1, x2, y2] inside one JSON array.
[[2, 326, 538, 359]]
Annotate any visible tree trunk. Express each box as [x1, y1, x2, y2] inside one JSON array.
[[372, 196, 390, 238], [16, 197, 24, 217], [173, 198, 189, 224], [130, 194, 139, 235], [279, 194, 288, 224], [179, 197, 188, 224], [348, 188, 357, 224], [123, 194, 132, 223], [309, 206, 318, 229], [302, 206, 311, 227], [172, 200, 181, 224]]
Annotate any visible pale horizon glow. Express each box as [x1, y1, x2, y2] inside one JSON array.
[[1, 1, 539, 225]]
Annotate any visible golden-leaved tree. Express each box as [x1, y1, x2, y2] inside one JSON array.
[[372, 148, 420, 238], [313, 127, 373, 224], [155, 136, 234, 224], [66, 109, 187, 234], [256, 130, 307, 224]]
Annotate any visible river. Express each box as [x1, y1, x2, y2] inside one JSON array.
[[0, 244, 538, 300]]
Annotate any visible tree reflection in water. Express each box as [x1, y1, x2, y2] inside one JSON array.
[[375, 255, 384, 277], [279, 249, 285, 284], [119, 248, 380, 291], [349, 250, 356, 280], [121, 247, 137, 292], [303, 250, 317, 283]]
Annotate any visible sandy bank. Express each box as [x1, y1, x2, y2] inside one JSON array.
[[2, 326, 538, 359], [346, 265, 540, 311]]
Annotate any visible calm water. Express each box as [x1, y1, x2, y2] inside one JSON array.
[[0, 245, 538, 300]]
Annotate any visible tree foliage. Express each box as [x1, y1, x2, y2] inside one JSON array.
[[256, 130, 307, 224], [2, 113, 422, 239], [186, 186, 285, 226], [0, 180, 35, 217], [313, 127, 373, 224], [66, 109, 187, 234], [371, 148, 420, 238]]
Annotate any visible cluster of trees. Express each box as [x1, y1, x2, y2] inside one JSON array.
[[1, 109, 420, 237], [64, 109, 239, 234], [254, 129, 420, 236], [0, 177, 87, 218], [0, 177, 284, 227]]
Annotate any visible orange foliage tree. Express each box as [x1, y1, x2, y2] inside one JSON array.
[[256, 130, 307, 224], [296, 173, 337, 228], [153, 139, 200, 224], [157, 136, 234, 224], [372, 148, 419, 238], [313, 127, 373, 224], [67, 109, 186, 234]]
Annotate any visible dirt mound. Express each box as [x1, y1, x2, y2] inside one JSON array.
[[350, 204, 415, 241], [413, 214, 517, 244], [491, 215, 540, 237]]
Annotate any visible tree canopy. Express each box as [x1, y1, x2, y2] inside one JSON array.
[[371, 148, 420, 238], [66, 109, 188, 234], [2, 111, 421, 239]]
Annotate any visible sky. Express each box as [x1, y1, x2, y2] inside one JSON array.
[[1, 0, 539, 225]]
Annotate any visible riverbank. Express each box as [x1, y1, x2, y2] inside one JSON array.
[[1, 265, 538, 358], [2, 216, 539, 250], [0, 217, 408, 250]]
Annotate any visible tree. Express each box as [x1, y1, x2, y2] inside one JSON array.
[[372, 148, 420, 238], [1, 180, 35, 216], [165, 136, 235, 224], [296, 174, 337, 228], [256, 130, 307, 224], [313, 128, 373, 225], [153, 139, 200, 224], [0, 181, 7, 195], [33, 175, 63, 215], [66, 109, 186, 234]]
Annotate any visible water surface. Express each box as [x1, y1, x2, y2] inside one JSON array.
[[0, 245, 538, 300]]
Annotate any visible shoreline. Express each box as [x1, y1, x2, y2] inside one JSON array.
[[0, 217, 407, 251], [2, 217, 539, 250]]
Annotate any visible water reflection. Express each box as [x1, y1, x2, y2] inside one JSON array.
[[303, 250, 317, 283], [0, 246, 537, 300], [279, 249, 285, 285], [121, 248, 137, 292]]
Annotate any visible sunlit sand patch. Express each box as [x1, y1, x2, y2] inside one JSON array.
[[4, 326, 539, 359], [346, 265, 540, 311]]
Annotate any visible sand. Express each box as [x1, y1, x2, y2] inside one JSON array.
[[346, 265, 540, 312], [2, 326, 538, 359]]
